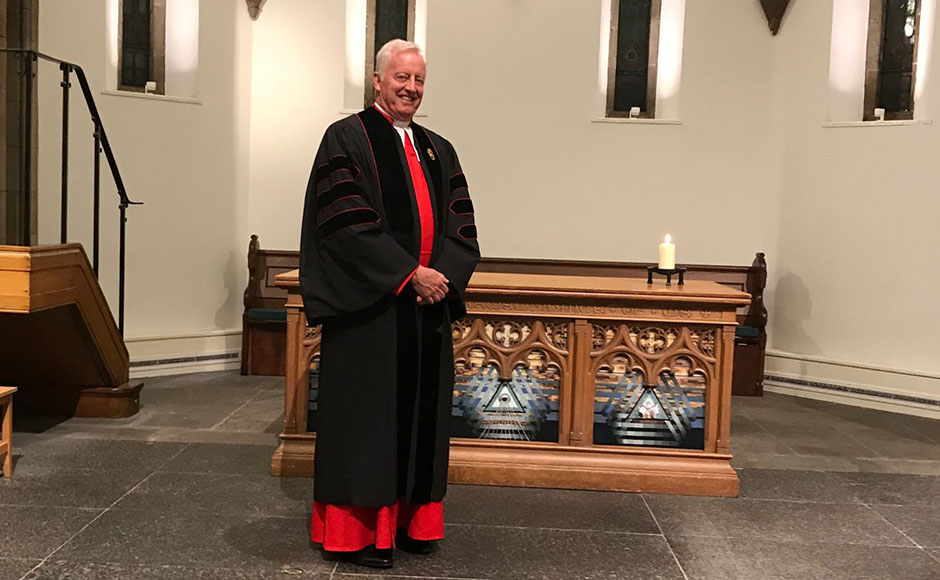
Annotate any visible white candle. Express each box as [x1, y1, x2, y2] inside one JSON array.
[[658, 234, 675, 270]]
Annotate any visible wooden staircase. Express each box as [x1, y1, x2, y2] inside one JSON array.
[[0, 244, 141, 418]]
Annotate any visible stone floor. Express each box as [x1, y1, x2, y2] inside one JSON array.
[[2, 370, 939, 580]]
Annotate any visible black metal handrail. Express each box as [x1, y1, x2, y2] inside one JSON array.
[[1, 48, 142, 334]]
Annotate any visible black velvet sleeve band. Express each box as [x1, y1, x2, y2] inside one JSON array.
[[318, 207, 380, 239], [457, 224, 477, 240], [318, 180, 365, 207], [449, 197, 474, 216], [450, 173, 468, 193], [314, 155, 360, 184]]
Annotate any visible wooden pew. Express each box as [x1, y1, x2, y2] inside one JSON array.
[[241, 235, 301, 376], [240, 236, 768, 396]]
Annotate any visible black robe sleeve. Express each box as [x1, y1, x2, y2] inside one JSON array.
[[300, 122, 419, 323], [431, 141, 481, 320]]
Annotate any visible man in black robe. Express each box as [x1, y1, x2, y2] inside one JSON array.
[[299, 39, 480, 568]]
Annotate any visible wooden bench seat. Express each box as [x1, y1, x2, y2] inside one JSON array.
[[241, 235, 768, 395], [0, 386, 17, 477]]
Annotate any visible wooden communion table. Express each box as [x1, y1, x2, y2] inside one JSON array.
[[271, 270, 749, 497]]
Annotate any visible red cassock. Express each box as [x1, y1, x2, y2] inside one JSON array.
[[310, 107, 443, 551]]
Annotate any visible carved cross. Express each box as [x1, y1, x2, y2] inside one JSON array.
[[639, 331, 664, 354], [495, 323, 520, 348]]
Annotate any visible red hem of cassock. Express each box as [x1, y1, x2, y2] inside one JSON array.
[[310, 500, 445, 552]]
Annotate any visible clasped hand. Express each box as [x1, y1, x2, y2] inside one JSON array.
[[411, 265, 449, 305]]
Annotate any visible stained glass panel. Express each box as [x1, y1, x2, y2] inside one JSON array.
[[594, 355, 706, 449], [451, 349, 560, 442]]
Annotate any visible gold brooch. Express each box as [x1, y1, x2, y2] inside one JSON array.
[[426, 148, 435, 160]]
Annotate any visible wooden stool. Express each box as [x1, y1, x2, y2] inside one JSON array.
[[0, 386, 16, 477]]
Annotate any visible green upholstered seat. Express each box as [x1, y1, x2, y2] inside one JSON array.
[[246, 308, 287, 322], [735, 325, 760, 338]]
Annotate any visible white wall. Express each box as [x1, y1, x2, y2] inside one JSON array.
[[36, 0, 253, 365], [247, 0, 345, 252], [248, 0, 780, 268], [31, 1, 940, 411], [765, 0, 940, 412]]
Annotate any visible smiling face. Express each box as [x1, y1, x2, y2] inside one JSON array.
[[373, 49, 426, 123]]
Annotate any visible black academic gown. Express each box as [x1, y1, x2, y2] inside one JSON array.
[[299, 107, 480, 507]]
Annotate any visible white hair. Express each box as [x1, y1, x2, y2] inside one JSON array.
[[375, 39, 424, 78]]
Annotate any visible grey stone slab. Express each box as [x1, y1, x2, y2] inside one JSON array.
[[14, 439, 187, 475], [807, 402, 937, 438], [929, 548, 940, 565], [12, 424, 163, 443], [53, 510, 331, 572], [153, 400, 252, 419], [730, 433, 798, 456], [834, 472, 940, 505], [25, 561, 330, 579], [5, 430, 43, 451], [336, 525, 684, 580], [851, 458, 940, 476], [901, 417, 940, 443], [0, 505, 103, 559], [138, 411, 235, 430], [773, 432, 884, 459], [11, 415, 71, 435], [730, 453, 860, 472], [164, 383, 264, 400], [445, 484, 659, 534], [871, 504, 940, 547], [734, 392, 823, 412], [141, 427, 280, 446], [241, 389, 285, 406], [159, 443, 277, 475], [0, 465, 145, 508], [669, 535, 940, 580], [845, 429, 940, 461], [213, 416, 284, 434], [0, 559, 40, 580], [216, 394, 285, 433], [738, 402, 833, 425], [113, 472, 311, 517], [728, 415, 776, 437], [138, 386, 185, 406], [146, 429, 280, 446], [140, 371, 263, 390], [736, 469, 860, 503], [832, 414, 939, 442], [644, 495, 914, 546]]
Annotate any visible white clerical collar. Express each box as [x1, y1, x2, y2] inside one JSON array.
[[374, 102, 412, 129], [374, 103, 419, 159]]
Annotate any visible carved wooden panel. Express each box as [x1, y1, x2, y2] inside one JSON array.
[[590, 322, 714, 449], [450, 317, 572, 442]]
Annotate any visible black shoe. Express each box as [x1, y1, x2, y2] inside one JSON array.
[[396, 530, 435, 555], [350, 545, 393, 569]]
